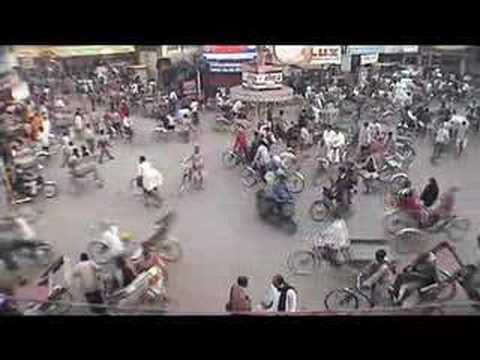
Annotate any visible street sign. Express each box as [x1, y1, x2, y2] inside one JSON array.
[[310, 46, 342, 65], [360, 53, 379, 65]]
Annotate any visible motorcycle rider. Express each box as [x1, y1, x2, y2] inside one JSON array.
[[182, 144, 205, 188], [270, 169, 293, 216]]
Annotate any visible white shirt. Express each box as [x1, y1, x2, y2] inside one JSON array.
[[436, 127, 450, 144], [138, 161, 163, 192], [330, 131, 345, 148], [254, 144, 271, 166], [74, 114, 83, 130], [190, 101, 199, 112], [232, 100, 243, 114], [315, 218, 350, 250], [457, 121, 470, 140], [178, 108, 191, 120], [262, 284, 297, 312], [54, 98, 65, 108], [38, 130, 49, 147], [72, 260, 100, 294], [169, 91, 178, 102], [323, 129, 336, 147]]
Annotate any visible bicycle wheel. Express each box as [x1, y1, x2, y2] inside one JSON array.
[[156, 238, 183, 263], [394, 228, 426, 255], [446, 217, 471, 243], [87, 241, 112, 265], [286, 172, 305, 194], [222, 151, 238, 169], [287, 250, 317, 275], [309, 200, 328, 222], [241, 167, 258, 188], [388, 173, 410, 194], [324, 289, 359, 311], [383, 210, 411, 235], [46, 289, 74, 315]]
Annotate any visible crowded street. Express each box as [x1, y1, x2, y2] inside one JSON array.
[[1, 45, 480, 315]]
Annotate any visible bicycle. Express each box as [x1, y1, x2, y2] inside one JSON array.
[[287, 245, 362, 276], [324, 267, 456, 312]]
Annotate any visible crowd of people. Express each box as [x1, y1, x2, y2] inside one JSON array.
[[3, 54, 480, 315]]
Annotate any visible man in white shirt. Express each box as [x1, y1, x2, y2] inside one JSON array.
[[260, 274, 297, 313], [253, 140, 271, 179], [137, 155, 163, 206], [73, 108, 84, 141], [329, 128, 346, 163], [72, 253, 106, 314], [433, 123, 450, 160], [169, 90, 178, 103], [456, 119, 470, 156]]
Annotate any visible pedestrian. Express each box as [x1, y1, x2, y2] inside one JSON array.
[[420, 177, 439, 208], [260, 274, 297, 312], [225, 276, 252, 312], [61, 140, 75, 168], [432, 123, 450, 161], [72, 253, 106, 314], [97, 129, 115, 164], [456, 119, 470, 156], [73, 108, 84, 142], [84, 123, 96, 155]]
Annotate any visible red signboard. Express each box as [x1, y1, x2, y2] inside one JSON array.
[[203, 46, 255, 53]]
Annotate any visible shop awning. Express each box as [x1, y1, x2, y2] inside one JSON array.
[[14, 46, 135, 58]]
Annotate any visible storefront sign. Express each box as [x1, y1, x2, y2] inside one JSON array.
[[383, 46, 419, 54], [242, 70, 283, 90], [310, 46, 342, 65], [203, 45, 257, 61], [360, 53, 379, 65], [347, 46, 385, 56]]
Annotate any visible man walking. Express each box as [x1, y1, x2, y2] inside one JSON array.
[[260, 274, 297, 313], [72, 253, 106, 314], [97, 129, 115, 164], [225, 276, 252, 312]]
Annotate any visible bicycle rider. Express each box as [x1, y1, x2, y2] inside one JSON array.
[[360, 249, 396, 307]]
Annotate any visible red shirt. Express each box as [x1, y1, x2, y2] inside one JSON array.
[[234, 132, 248, 152], [120, 104, 129, 118]]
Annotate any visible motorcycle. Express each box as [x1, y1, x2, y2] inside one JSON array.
[[256, 188, 298, 234], [13, 165, 58, 204]]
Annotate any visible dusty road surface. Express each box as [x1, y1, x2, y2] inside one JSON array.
[[27, 103, 480, 314]]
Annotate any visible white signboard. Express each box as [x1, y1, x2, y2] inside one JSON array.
[[360, 53, 379, 65], [383, 46, 419, 54], [347, 46, 385, 56], [310, 46, 342, 65], [242, 71, 283, 90]]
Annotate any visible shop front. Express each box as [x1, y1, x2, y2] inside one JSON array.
[[201, 45, 257, 98]]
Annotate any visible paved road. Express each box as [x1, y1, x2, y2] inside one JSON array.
[[31, 104, 480, 314]]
